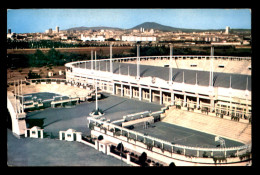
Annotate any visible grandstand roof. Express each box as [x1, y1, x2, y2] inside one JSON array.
[[77, 61, 251, 91]]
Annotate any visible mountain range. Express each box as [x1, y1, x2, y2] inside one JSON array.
[[66, 22, 251, 33]]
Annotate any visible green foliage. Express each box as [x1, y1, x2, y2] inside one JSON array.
[[239, 152, 251, 161], [139, 152, 148, 167], [117, 143, 124, 152], [88, 123, 95, 130], [213, 156, 227, 164], [169, 162, 176, 167], [176, 149, 182, 154], [27, 49, 70, 67], [27, 70, 41, 79], [98, 135, 103, 141], [202, 151, 208, 158]]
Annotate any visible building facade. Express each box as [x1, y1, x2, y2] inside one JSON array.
[[65, 55, 251, 121]]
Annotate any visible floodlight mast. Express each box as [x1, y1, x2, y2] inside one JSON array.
[[169, 44, 173, 83], [110, 43, 113, 73], [209, 46, 214, 87], [137, 44, 140, 79], [91, 50, 93, 71], [95, 79, 98, 111]]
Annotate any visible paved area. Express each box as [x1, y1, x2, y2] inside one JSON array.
[[25, 93, 163, 137], [133, 122, 244, 148], [7, 129, 129, 166]]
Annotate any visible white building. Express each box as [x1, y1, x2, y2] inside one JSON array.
[[81, 34, 105, 42], [121, 35, 156, 42], [225, 26, 230, 34], [56, 26, 60, 33]]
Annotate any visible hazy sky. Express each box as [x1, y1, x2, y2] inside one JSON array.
[[7, 8, 251, 33]]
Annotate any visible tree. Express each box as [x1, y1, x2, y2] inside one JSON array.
[[169, 162, 176, 167], [98, 135, 103, 141], [47, 48, 63, 66], [116, 142, 124, 152], [139, 152, 148, 167], [27, 70, 41, 79]]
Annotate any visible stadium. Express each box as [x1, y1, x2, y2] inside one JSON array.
[[7, 45, 252, 166]]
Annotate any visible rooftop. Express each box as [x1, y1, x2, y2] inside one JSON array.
[[76, 61, 251, 91]]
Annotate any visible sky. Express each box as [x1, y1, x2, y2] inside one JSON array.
[[7, 8, 251, 33]]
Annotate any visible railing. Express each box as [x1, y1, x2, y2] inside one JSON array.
[[65, 55, 251, 68], [87, 116, 251, 159]]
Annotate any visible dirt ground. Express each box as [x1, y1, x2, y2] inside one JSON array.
[[7, 66, 66, 83], [7, 46, 133, 82], [7, 46, 133, 55]]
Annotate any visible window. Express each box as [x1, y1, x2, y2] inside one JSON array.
[[218, 65, 225, 68], [190, 64, 197, 67]]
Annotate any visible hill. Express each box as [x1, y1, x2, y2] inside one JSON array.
[[131, 22, 251, 33], [65, 22, 251, 33], [131, 22, 183, 32]]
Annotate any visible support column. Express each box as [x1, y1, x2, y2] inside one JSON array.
[[25, 129, 28, 137], [183, 93, 186, 107], [171, 91, 174, 105], [126, 153, 131, 164], [139, 86, 142, 101], [130, 85, 132, 99], [121, 84, 124, 97], [40, 130, 43, 139], [149, 88, 152, 103], [59, 131, 63, 140], [197, 96, 200, 109], [160, 90, 162, 105], [210, 97, 215, 112], [112, 83, 115, 95]]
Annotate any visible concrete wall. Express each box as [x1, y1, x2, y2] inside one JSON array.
[[7, 93, 26, 136], [91, 128, 250, 166]]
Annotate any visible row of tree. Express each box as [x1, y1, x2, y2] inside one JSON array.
[[7, 39, 130, 49], [7, 45, 251, 69], [7, 49, 90, 68], [130, 45, 251, 56]]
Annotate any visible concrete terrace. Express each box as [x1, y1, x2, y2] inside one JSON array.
[[76, 60, 251, 91]]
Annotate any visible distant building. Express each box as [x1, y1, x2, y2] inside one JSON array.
[[140, 27, 144, 33], [8, 29, 11, 34], [56, 26, 60, 33], [225, 26, 230, 34], [45, 28, 53, 34], [81, 34, 105, 42], [121, 35, 156, 42]]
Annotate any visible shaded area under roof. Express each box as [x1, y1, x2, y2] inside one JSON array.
[[76, 61, 251, 91]]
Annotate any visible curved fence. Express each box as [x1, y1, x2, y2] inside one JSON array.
[[87, 117, 251, 159]]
